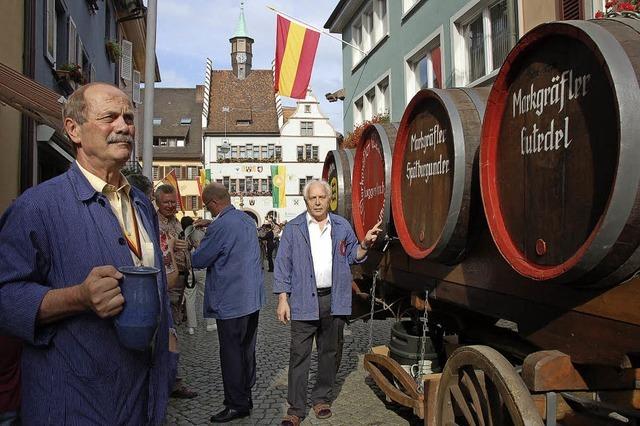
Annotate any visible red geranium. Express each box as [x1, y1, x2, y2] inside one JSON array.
[[618, 2, 636, 10]]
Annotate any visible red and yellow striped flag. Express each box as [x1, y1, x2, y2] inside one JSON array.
[[274, 14, 320, 99], [162, 169, 184, 212]]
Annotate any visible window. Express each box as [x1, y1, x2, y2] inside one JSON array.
[[268, 144, 275, 159], [45, 0, 56, 64], [261, 146, 267, 159], [176, 139, 185, 147], [301, 121, 314, 136], [353, 74, 390, 124], [223, 176, 230, 190], [230, 179, 237, 193], [246, 177, 253, 193], [403, 0, 420, 14], [153, 118, 162, 125], [453, 0, 513, 85], [180, 118, 192, 125], [297, 146, 304, 161], [246, 144, 253, 159], [239, 179, 245, 193], [253, 146, 260, 159], [406, 36, 442, 102], [268, 176, 273, 192], [188, 196, 199, 210], [171, 166, 182, 179], [187, 166, 198, 180], [236, 119, 251, 126], [68, 17, 77, 67], [105, 3, 111, 40], [152, 166, 159, 180], [305, 145, 312, 160], [312, 146, 319, 161], [261, 179, 268, 192], [299, 179, 306, 195], [351, 0, 388, 66], [304, 105, 311, 113], [231, 146, 239, 158], [239, 146, 246, 159], [217, 146, 227, 160], [275, 146, 282, 160]]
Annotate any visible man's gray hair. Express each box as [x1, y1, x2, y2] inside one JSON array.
[[154, 184, 176, 201], [302, 179, 331, 201]]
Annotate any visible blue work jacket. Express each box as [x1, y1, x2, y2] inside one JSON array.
[[273, 212, 363, 320], [0, 162, 173, 425], [192, 205, 265, 320]]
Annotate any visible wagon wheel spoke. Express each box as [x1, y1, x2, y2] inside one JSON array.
[[449, 379, 478, 426], [460, 366, 490, 426]]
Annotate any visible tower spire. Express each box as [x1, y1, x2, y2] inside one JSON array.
[[233, 1, 249, 38]]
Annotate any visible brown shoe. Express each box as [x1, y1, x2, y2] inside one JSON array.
[[281, 414, 301, 426], [312, 403, 332, 419]]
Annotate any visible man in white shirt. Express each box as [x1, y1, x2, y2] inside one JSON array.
[[274, 180, 381, 425]]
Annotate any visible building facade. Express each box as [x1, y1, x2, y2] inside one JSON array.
[[325, 0, 606, 133], [0, 0, 157, 214], [138, 87, 205, 218], [202, 6, 337, 225]]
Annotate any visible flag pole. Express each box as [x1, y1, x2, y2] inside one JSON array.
[[266, 5, 367, 54]]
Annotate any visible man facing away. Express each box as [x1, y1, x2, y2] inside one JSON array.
[[0, 83, 174, 424], [274, 179, 381, 426], [192, 183, 265, 423]]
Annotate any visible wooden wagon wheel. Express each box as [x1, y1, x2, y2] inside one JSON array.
[[436, 345, 543, 426]]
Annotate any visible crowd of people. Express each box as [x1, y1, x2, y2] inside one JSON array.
[[0, 82, 381, 425]]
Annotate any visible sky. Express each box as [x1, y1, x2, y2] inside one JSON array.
[[154, 0, 345, 133]]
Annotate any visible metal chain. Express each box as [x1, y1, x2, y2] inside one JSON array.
[[416, 289, 429, 393], [367, 271, 379, 352]]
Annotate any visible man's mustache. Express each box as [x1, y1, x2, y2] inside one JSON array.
[[107, 135, 134, 145]]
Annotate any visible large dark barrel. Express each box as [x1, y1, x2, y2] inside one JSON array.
[[322, 149, 355, 222], [351, 123, 397, 246], [480, 18, 640, 285], [391, 88, 489, 263]]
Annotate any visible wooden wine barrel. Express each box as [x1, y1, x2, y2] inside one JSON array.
[[322, 149, 355, 221], [480, 18, 640, 285], [352, 122, 397, 246], [391, 88, 490, 263]]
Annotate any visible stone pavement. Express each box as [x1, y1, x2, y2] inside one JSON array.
[[166, 272, 421, 425]]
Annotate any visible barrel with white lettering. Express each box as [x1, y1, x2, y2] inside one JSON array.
[[322, 149, 355, 222], [352, 123, 397, 245], [391, 88, 489, 262], [481, 18, 640, 285]]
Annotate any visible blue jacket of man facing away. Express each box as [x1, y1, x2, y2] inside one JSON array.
[[192, 205, 265, 319], [273, 212, 363, 320]]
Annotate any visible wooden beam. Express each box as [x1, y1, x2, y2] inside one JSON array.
[[523, 350, 640, 392]]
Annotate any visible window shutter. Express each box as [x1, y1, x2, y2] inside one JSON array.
[[132, 70, 141, 104], [120, 39, 133, 81], [181, 166, 187, 179], [558, 0, 583, 20], [77, 38, 83, 70], [68, 18, 77, 65]]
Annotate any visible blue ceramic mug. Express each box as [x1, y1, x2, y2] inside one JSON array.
[[115, 266, 161, 351]]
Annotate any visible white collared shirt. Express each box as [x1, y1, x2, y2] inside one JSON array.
[[307, 212, 333, 289]]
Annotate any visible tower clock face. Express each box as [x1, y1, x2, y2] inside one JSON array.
[[236, 52, 247, 64]]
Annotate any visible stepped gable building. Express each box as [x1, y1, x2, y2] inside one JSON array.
[[202, 3, 337, 225]]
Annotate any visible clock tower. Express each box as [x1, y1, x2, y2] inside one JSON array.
[[230, 2, 253, 80]]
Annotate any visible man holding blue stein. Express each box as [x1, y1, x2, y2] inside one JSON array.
[[0, 83, 175, 424]]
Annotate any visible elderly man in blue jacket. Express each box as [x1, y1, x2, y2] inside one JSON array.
[[0, 83, 174, 424], [192, 183, 265, 423], [274, 179, 381, 426]]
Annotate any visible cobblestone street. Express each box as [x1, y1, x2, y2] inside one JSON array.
[[167, 272, 419, 425]]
